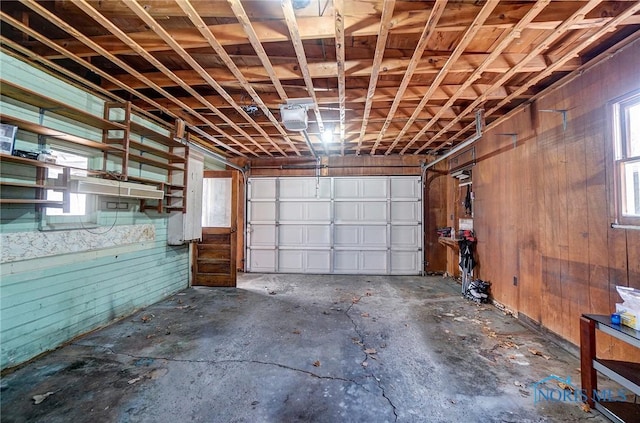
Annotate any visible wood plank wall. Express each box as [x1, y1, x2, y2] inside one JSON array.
[[459, 39, 640, 356]]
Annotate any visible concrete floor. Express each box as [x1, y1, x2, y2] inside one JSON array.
[[1, 274, 608, 422]]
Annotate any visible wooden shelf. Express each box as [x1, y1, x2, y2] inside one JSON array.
[[0, 181, 47, 189], [126, 140, 186, 162], [0, 115, 124, 152], [581, 314, 640, 423], [0, 79, 124, 131], [108, 150, 184, 171], [0, 199, 64, 206]]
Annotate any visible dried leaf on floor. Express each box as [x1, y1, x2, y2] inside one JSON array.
[[352, 297, 360, 304], [361, 312, 370, 318], [141, 314, 153, 323], [557, 381, 575, 393], [33, 392, 55, 404], [443, 313, 456, 317], [364, 348, 377, 355], [128, 377, 142, 385], [361, 361, 368, 368], [352, 338, 363, 346], [312, 360, 321, 367], [365, 292, 373, 297], [453, 316, 466, 322], [292, 329, 301, 335], [528, 348, 551, 360], [514, 381, 525, 388], [580, 402, 591, 412], [500, 341, 519, 349], [146, 334, 155, 339]]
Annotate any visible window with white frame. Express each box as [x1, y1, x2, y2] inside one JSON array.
[[46, 150, 88, 216], [42, 149, 97, 230], [613, 89, 640, 225]]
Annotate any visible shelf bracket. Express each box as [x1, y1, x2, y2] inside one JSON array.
[[539, 109, 568, 131]]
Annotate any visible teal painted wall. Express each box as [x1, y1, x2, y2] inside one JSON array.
[[0, 53, 190, 369]]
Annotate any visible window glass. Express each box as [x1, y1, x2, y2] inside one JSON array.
[[46, 150, 88, 216], [627, 103, 640, 157]]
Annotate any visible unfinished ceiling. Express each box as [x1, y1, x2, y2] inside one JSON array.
[[1, 1, 639, 158]]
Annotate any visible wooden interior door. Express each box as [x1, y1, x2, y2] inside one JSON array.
[[193, 170, 238, 287]]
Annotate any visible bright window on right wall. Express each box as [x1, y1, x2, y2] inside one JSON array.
[[612, 89, 640, 226]]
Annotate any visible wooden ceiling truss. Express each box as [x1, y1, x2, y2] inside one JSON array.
[[0, 0, 638, 158]]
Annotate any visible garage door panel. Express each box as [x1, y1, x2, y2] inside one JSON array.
[[249, 250, 276, 272], [334, 226, 359, 246], [362, 178, 388, 198], [391, 201, 420, 222], [362, 226, 387, 247], [391, 225, 420, 248], [362, 251, 388, 273], [249, 202, 276, 222], [249, 178, 276, 199], [250, 224, 276, 246], [362, 202, 387, 221], [306, 250, 331, 273], [391, 251, 421, 274], [334, 202, 358, 221], [279, 250, 304, 272], [280, 225, 331, 247], [391, 177, 421, 199], [280, 201, 330, 221], [307, 225, 331, 246], [280, 177, 330, 199], [334, 250, 359, 272]]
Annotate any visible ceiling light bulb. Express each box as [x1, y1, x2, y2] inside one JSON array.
[[322, 129, 333, 144]]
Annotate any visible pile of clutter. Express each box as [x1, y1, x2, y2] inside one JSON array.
[[464, 279, 491, 303]]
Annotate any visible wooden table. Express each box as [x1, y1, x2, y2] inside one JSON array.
[[580, 314, 640, 422]]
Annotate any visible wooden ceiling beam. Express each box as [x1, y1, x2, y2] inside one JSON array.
[[395, 0, 552, 155], [355, 0, 395, 155], [368, 0, 447, 155], [176, 0, 300, 156], [9, 2, 252, 157], [41, 4, 640, 59], [228, 0, 289, 101], [376, 0, 498, 155], [420, 0, 607, 155], [122, 0, 284, 157], [281, 0, 324, 133], [443, 1, 640, 152], [334, 0, 347, 155], [133, 84, 529, 111], [99, 54, 580, 90]]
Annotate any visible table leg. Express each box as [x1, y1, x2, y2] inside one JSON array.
[[580, 316, 597, 408]]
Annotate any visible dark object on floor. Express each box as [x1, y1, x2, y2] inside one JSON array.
[[465, 279, 491, 303]]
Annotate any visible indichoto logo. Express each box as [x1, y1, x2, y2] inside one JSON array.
[[532, 375, 627, 404]]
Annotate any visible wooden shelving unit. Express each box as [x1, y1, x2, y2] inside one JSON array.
[[0, 81, 189, 214], [102, 101, 187, 213], [0, 153, 70, 211], [580, 314, 640, 422]]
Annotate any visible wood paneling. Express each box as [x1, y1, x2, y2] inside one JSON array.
[[456, 39, 640, 356]]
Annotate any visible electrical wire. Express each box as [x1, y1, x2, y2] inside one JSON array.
[[78, 171, 122, 235]]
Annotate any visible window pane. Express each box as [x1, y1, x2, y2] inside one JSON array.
[[201, 178, 231, 227], [621, 160, 640, 217], [46, 151, 88, 216], [628, 102, 640, 157]]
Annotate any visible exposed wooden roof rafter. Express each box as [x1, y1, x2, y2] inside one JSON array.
[[368, 0, 447, 154], [394, 0, 552, 155], [175, 0, 301, 156], [333, 0, 346, 156], [355, 0, 395, 155], [416, 0, 608, 155], [281, 0, 325, 134]]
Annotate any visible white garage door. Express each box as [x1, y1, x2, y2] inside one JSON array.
[[246, 176, 422, 275]]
